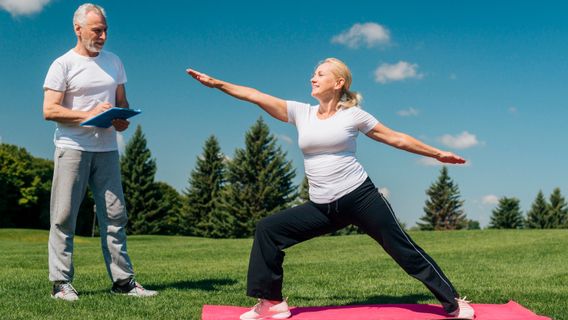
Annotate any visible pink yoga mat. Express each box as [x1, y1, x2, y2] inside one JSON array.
[[202, 301, 550, 320]]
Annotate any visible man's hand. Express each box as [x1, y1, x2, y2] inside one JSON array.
[[85, 101, 112, 120], [111, 118, 130, 132]]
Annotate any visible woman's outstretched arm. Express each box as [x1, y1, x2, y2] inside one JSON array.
[[366, 122, 466, 164], [187, 68, 288, 122]]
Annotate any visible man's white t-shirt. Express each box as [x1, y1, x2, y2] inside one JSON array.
[[287, 101, 379, 204], [43, 49, 127, 152]]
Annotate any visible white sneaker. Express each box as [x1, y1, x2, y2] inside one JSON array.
[[111, 278, 158, 297], [239, 299, 291, 320], [51, 282, 79, 301], [448, 297, 475, 319]]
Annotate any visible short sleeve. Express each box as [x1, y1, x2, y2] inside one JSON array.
[[352, 107, 380, 133], [287, 100, 309, 125], [115, 55, 127, 84], [43, 60, 67, 92]]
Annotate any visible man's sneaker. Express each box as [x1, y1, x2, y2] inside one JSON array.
[[51, 282, 79, 301], [110, 278, 158, 297], [240, 299, 291, 320], [448, 297, 475, 319]]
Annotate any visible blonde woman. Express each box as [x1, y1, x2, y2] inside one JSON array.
[[186, 58, 474, 320]]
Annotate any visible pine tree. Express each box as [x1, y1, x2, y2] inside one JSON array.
[[489, 197, 524, 229], [548, 188, 568, 228], [183, 135, 233, 238], [292, 175, 310, 205], [120, 125, 161, 234], [221, 117, 297, 238], [418, 166, 467, 230], [299, 175, 309, 202], [526, 191, 550, 229], [150, 182, 184, 235]]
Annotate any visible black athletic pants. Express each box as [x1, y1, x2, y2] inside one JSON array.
[[246, 177, 459, 313]]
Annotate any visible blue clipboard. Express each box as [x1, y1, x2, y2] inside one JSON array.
[[80, 107, 141, 128]]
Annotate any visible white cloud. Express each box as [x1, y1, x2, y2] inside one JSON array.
[[482, 195, 500, 205], [277, 134, 293, 145], [374, 61, 424, 84], [449, 73, 457, 80], [508, 106, 518, 114], [0, 0, 51, 16], [397, 107, 419, 117], [378, 187, 390, 198], [417, 157, 442, 166], [331, 22, 390, 49], [439, 131, 479, 149]]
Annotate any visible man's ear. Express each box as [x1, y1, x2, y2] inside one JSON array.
[[74, 24, 82, 37]]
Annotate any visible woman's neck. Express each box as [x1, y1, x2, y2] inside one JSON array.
[[316, 97, 341, 119], [317, 95, 340, 113]]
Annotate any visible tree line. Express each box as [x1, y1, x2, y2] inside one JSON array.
[[489, 189, 568, 229], [1, 118, 566, 236]]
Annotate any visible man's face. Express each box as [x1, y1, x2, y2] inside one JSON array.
[[76, 11, 107, 53]]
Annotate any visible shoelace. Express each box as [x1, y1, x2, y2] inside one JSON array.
[[134, 282, 146, 291], [253, 299, 265, 314], [456, 296, 471, 304], [124, 279, 143, 291], [60, 283, 78, 295], [450, 296, 474, 317]]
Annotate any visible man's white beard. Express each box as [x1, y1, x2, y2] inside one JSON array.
[[83, 38, 103, 53]]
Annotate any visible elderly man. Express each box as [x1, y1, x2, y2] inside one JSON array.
[[43, 3, 157, 301]]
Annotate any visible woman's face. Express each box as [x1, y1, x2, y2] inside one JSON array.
[[311, 63, 343, 99]]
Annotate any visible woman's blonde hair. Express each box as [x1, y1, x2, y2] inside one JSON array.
[[318, 58, 363, 109]]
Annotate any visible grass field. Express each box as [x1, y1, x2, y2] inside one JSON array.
[[1, 228, 566, 319]]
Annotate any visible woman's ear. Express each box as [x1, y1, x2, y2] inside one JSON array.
[[335, 78, 345, 90]]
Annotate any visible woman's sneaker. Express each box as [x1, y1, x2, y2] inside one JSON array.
[[51, 282, 79, 301], [448, 297, 475, 319], [239, 299, 291, 320], [110, 278, 158, 297]]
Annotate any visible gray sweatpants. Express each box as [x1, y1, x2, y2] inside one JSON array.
[[48, 147, 134, 283]]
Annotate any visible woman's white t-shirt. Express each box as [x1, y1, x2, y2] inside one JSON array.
[[287, 101, 379, 203]]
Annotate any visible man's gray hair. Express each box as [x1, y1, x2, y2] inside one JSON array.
[[73, 3, 106, 26]]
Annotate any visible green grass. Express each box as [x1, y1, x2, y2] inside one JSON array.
[[1, 229, 566, 320]]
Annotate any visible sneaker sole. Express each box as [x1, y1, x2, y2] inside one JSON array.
[[110, 290, 158, 297], [240, 311, 291, 320], [269, 311, 292, 319], [51, 294, 78, 301]]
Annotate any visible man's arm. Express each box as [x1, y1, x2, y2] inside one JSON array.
[[112, 84, 130, 131], [115, 84, 129, 108], [43, 88, 111, 124]]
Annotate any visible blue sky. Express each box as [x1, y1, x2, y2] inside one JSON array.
[[1, 0, 567, 227]]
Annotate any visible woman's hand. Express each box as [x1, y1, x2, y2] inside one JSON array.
[[436, 151, 466, 164], [186, 69, 218, 88]]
